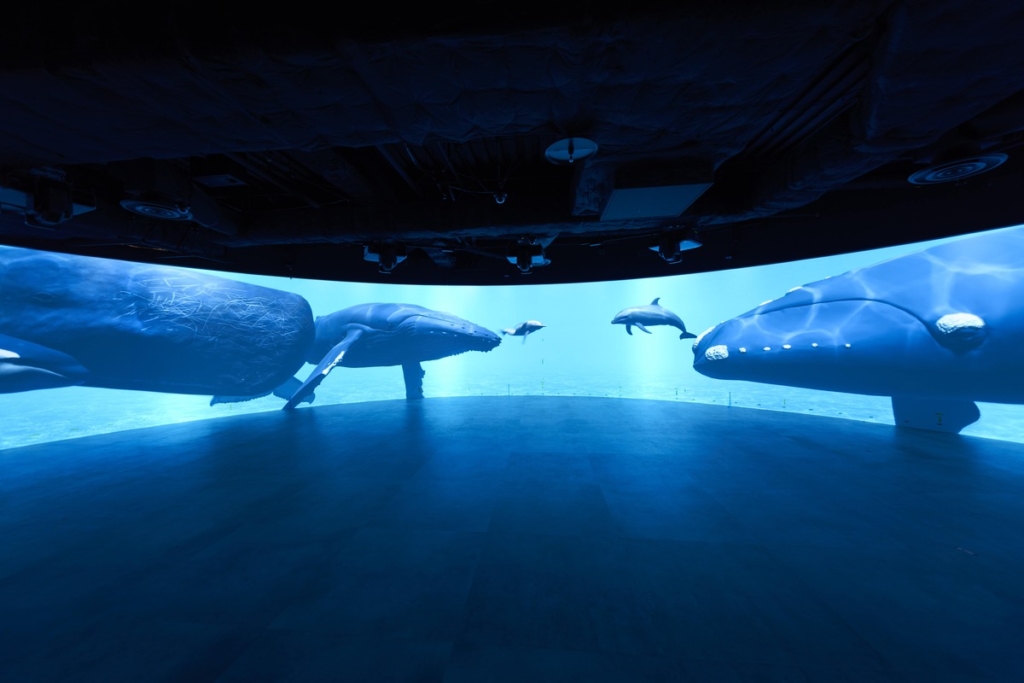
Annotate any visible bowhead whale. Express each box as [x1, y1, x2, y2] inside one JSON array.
[[692, 226, 1024, 432]]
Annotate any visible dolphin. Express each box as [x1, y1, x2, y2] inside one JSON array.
[[612, 298, 697, 339], [282, 303, 502, 409], [0, 245, 315, 398], [691, 226, 1024, 433], [502, 320, 546, 344]]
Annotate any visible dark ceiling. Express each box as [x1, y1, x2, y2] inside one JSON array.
[[2, 2, 1024, 285]]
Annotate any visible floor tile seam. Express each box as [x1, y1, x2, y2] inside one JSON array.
[[442, 643, 696, 671], [606, 478, 758, 540], [751, 543, 909, 672], [446, 635, 696, 665], [448, 633, 854, 669], [0, 519, 251, 598], [327, 531, 492, 572]]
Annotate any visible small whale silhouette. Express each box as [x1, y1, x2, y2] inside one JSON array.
[[611, 298, 697, 340], [502, 320, 546, 344]]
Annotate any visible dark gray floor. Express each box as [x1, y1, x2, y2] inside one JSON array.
[[2, 397, 1023, 682]]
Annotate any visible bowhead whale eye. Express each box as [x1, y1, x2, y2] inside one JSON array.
[[934, 313, 987, 353]]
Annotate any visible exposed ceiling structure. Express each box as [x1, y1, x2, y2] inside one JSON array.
[[2, 2, 1024, 285]]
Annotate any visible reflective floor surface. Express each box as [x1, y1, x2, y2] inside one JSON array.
[[2, 397, 1023, 682]]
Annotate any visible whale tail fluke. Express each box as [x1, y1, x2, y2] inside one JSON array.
[[501, 329, 511, 336], [680, 331, 697, 340]]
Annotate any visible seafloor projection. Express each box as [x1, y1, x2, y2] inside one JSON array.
[[3, 225, 1024, 448]]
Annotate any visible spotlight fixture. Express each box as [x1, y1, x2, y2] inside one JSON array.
[[506, 238, 551, 274], [0, 169, 96, 229], [363, 243, 407, 274], [650, 230, 702, 264], [908, 153, 1007, 185], [120, 197, 193, 221], [544, 137, 599, 166]]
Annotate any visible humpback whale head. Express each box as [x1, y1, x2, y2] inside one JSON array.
[[386, 305, 502, 359], [313, 303, 501, 367], [688, 228, 1024, 401]]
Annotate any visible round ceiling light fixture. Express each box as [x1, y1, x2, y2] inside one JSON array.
[[907, 153, 1008, 185], [544, 137, 598, 165], [120, 198, 193, 221]]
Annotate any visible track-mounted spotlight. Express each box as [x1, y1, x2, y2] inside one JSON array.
[[650, 230, 702, 264], [363, 243, 407, 274]]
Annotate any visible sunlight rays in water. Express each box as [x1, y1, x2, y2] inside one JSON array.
[[4, 225, 1024, 450]]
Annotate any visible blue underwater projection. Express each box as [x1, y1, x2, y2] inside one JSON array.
[[0, 248, 500, 410], [4, 225, 1024, 448], [692, 225, 1024, 433]]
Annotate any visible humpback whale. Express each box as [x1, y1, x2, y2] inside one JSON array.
[[612, 298, 697, 339], [691, 226, 1024, 433], [282, 303, 501, 409], [502, 320, 546, 344], [0, 246, 315, 398]]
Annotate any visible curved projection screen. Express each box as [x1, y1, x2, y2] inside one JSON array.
[[3, 224, 1024, 449]]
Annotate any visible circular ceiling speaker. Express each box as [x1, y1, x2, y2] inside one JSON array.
[[544, 137, 598, 165], [907, 153, 1008, 185], [120, 198, 193, 221]]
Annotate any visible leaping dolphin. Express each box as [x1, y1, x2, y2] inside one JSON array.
[[282, 303, 502, 409], [0, 246, 314, 398], [691, 226, 1024, 433], [612, 298, 698, 340], [502, 320, 546, 344]]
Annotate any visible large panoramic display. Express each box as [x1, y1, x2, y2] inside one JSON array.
[[3, 225, 1024, 448]]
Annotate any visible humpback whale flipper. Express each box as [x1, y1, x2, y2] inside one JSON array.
[[402, 362, 425, 400], [0, 334, 89, 393], [284, 330, 365, 410], [891, 397, 980, 433]]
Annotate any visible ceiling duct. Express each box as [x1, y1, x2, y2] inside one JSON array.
[[600, 161, 713, 221]]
